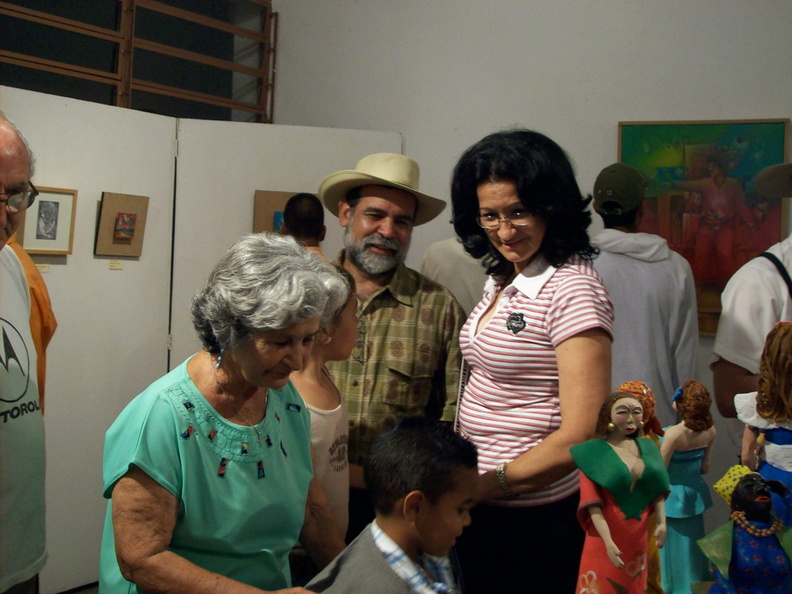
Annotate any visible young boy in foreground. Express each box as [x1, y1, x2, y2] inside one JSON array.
[[306, 417, 478, 593]]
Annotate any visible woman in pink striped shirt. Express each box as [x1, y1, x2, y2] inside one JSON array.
[[450, 129, 614, 593]]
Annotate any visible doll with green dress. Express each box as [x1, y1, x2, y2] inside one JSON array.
[[572, 391, 670, 594]]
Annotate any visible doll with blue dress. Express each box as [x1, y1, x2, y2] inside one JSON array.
[[659, 379, 717, 593]]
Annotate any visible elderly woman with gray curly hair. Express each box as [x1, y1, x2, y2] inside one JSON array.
[[99, 233, 349, 593]]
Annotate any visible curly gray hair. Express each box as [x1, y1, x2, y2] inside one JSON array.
[[191, 233, 349, 352]]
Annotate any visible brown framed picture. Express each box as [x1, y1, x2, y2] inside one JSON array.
[[253, 190, 296, 233], [17, 186, 77, 255], [94, 192, 149, 257], [619, 119, 790, 333]]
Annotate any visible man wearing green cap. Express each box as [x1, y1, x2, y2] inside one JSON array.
[[591, 162, 699, 426]]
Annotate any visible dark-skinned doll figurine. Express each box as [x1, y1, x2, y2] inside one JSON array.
[[572, 391, 670, 594], [699, 472, 792, 593]]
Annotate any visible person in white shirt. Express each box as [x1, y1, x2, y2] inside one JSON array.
[[591, 162, 699, 426], [712, 162, 792, 418]]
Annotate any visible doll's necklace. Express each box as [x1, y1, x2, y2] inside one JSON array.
[[730, 510, 784, 537], [211, 357, 265, 447]]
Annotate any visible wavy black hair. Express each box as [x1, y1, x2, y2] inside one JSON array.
[[451, 129, 596, 276]]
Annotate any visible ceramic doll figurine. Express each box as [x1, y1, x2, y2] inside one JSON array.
[[735, 322, 792, 522], [659, 379, 717, 593], [699, 472, 792, 593], [617, 380, 665, 594], [572, 391, 670, 594], [618, 381, 665, 443]]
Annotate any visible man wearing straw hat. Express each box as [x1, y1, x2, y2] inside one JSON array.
[[319, 153, 466, 540], [712, 162, 792, 418]]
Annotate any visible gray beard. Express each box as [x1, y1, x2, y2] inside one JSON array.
[[344, 227, 408, 276]]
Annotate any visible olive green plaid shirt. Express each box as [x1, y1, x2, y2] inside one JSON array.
[[327, 253, 466, 465]]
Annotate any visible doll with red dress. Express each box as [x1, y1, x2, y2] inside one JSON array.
[[571, 391, 670, 594]]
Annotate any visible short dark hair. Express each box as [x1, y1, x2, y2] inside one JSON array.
[[365, 417, 478, 514], [283, 193, 324, 240], [599, 208, 639, 230], [451, 129, 596, 275], [344, 185, 418, 222], [707, 150, 731, 174], [345, 186, 364, 210]]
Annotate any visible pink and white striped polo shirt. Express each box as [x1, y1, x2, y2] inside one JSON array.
[[459, 255, 613, 507]]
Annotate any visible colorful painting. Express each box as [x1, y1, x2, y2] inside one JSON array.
[[114, 212, 137, 239], [619, 119, 789, 333], [94, 192, 149, 257]]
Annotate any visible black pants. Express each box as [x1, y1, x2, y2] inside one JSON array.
[[454, 494, 584, 594]]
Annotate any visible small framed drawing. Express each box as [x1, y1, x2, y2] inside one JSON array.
[[619, 118, 789, 333], [94, 192, 149, 257], [17, 186, 77, 255], [253, 190, 296, 233]]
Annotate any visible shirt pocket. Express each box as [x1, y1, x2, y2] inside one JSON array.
[[381, 343, 437, 415]]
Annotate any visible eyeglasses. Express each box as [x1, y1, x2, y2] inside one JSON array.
[[1, 182, 38, 214], [476, 211, 534, 230]]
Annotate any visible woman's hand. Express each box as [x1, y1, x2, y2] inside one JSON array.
[[491, 329, 611, 497]]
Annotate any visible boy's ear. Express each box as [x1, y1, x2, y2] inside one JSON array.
[[402, 490, 425, 522]]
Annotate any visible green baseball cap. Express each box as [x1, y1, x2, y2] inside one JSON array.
[[593, 163, 647, 215]]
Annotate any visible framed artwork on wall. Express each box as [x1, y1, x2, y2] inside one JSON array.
[[17, 186, 77, 255], [94, 192, 150, 257], [253, 190, 295, 233], [618, 119, 789, 333]]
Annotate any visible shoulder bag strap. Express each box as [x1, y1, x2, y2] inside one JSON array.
[[759, 252, 792, 300]]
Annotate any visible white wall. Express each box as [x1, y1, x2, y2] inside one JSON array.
[[0, 86, 400, 593], [0, 86, 177, 593], [273, 0, 792, 263], [272, 0, 792, 530], [170, 120, 400, 365]]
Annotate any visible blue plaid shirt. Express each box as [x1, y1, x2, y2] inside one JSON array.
[[371, 521, 459, 594]]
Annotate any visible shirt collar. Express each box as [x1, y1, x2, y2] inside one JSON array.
[[484, 255, 556, 300], [370, 521, 457, 594], [336, 249, 416, 307]]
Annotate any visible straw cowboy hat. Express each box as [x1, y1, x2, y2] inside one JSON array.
[[755, 163, 792, 198], [319, 153, 446, 226]]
